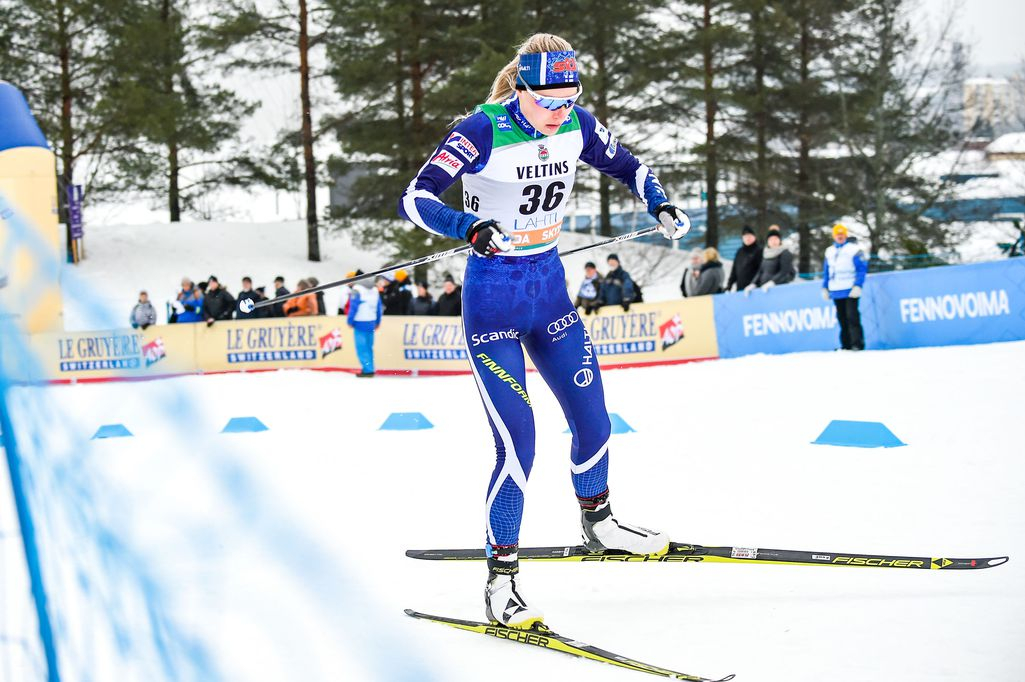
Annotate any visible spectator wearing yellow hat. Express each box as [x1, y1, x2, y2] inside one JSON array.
[[382, 269, 413, 315], [822, 223, 868, 350]]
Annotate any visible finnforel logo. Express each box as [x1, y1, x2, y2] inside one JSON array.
[[899, 290, 1010, 323], [742, 306, 836, 337]]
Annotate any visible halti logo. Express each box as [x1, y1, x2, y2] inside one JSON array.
[[537, 144, 550, 161]]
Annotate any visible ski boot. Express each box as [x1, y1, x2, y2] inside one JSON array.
[[484, 544, 543, 629], [579, 489, 670, 556]]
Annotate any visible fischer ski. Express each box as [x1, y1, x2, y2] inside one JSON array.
[[406, 542, 1009, 570], [404, 609, 734, 681]]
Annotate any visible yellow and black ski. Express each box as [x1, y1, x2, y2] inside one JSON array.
[[404, 609, 734, 681], [406, 542, 1008, 570]]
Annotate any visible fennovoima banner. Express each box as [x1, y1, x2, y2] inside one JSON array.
[[866, 259, 1025, 349]]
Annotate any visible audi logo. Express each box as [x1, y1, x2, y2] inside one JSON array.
[[547, 312, 579, 335]]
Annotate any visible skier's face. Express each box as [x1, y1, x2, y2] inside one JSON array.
[[517, 86, 577, 136]]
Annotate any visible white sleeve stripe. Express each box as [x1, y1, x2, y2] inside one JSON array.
[[633, 164, 649, 199], [570, 438, 610, 475]]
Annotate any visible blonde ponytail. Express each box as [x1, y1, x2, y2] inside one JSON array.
[[486, 33, 574, 104]]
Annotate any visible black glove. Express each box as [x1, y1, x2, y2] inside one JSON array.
[[466, 219, 512, 257], [654, 202, 691, 239]]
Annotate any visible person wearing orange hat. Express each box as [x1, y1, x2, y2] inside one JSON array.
[[822, 223, 867, 350]]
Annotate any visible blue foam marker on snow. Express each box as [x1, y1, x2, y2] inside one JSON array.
[[379, 412, 434, 431], [92, 424, 133, 439], [565, 413, 636, 435], [812, 420, 905, 448], [221, 416, 268, 433]]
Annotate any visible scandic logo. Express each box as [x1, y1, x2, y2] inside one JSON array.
[[547, 312, 579, 335]]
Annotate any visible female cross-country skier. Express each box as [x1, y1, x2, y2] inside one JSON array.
[[398, 33, 690, 629]]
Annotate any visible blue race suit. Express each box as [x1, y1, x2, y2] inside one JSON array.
[[398, 96, 670, 549]]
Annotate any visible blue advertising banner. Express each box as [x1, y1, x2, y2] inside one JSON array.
[[712, 259, 1025, 359], [713, 281, 854, 358], [866, 259, 1025, 350]]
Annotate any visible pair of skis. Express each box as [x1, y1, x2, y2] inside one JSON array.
[[404, 540, 1007, 680]]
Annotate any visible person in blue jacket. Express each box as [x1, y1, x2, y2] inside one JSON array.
[[822, 223, 868, 350], [346, 270, 383, 377], [397, 33, 690, 628]]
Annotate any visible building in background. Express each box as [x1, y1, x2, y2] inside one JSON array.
[[964, 78, 1023, 139]]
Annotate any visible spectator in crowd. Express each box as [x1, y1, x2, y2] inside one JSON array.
[[346, 269, 383, 377], [680, 249, 704, 297], [202, 275, 236, 326], [726, 225, 762, 292], [130, 291, 156, 329], [822, 223, 867, 351], [272, 276, 289, 317], [747, 226, 795, 293], [602, 254, 636, 312], [574, 261, 603, 315], [283, 278, 317, 317], [434, 274, 462, 316], [409, 280, 435, 315], [306, 276, 326, 315], [172, 278, 204, 323], [383, 269, 414, 315], [254, 287, 269, 317], [235, 276, 264, 320], [692, 247, 725, 296]]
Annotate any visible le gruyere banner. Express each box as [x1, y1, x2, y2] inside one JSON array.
[[15, 297, 720, 382]]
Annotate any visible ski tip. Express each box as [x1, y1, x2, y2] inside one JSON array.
[[403, 608, 417, 617], [987, 556, 1009, 568], [715, 675, 737, 681]]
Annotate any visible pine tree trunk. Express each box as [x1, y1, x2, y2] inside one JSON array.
[[752, 4, 768, 233], [594, 10, 612, 237], [57, 0, 74, 257], [168, 140, 181, 222], [796, 8, 812, 274], [161, 0, 181, 222], [299, 0, 320, 261], [702, 0, 719, 249]]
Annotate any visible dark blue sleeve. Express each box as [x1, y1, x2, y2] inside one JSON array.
[[346, 291, 359, 325], [397, 113, 493, 241], [822, 255, 830, 288], [854, 250, 868, 287], [575, 106, 670, 217]]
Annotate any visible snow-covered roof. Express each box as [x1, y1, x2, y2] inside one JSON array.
[[987, 133, 1025, 154]]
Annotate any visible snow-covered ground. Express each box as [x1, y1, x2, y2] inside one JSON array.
[[1, 340, 1023, 681]]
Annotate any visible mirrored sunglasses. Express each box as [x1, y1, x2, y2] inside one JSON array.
[[517, 77, 583, 111]]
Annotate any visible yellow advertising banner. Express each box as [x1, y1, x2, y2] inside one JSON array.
[[18, 297, 719, 383], [370, 296, 719, 374], [19, 324, 196, 383], [192, 317, 358, 372], [0, 146, 63, 333]]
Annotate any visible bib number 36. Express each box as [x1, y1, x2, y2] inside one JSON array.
[[519, 182, 565, 215]]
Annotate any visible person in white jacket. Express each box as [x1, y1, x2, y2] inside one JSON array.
[[821, 223, 868, 350]]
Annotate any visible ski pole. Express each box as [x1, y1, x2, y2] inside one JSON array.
[[239, 224, 661, 314]]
